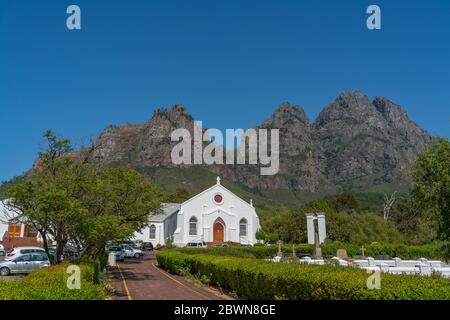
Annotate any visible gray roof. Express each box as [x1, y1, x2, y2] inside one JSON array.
[[149, 203, 180, 222]]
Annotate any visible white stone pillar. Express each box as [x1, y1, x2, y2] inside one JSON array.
[[108, 252, 116, 267], [317, 213, 326, 244], [306, 214, 315, 244], [418, 263, 431, 276], [20, 224, 25, 238]]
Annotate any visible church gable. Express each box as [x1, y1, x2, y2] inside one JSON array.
[[181, 177, 256, 216], [172, 177, 260, 246], [137, 177, 260, 247]]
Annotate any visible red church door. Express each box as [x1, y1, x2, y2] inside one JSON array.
[[213, 222, 224, 242]]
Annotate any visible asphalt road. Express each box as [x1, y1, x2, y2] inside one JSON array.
[[110, 251, 233, 300]]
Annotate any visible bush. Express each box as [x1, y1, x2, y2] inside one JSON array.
[[156, 250, 450, 300], [196, 242, 445, 260], [0, 263, 106, 300], [176, 247, 256, 259]]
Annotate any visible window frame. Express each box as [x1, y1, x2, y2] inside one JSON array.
[[239, 218, 248, 237], [189, 217, 198, 236], [149, 224, 156, 240]]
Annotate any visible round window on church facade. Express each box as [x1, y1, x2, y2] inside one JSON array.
[[214, 194, 223, 204]]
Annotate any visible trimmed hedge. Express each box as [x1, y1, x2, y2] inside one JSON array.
[[176, 247, 256, 259], [156, 249, 450, 300], [232, 242, 445, 260], [0, 263, 106, 300]]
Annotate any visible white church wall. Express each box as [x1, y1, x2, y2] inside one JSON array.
[[133, 222, 164, 247], [174, 181, 260, 246]]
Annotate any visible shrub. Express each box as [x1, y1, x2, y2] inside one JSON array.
[[0, 263, 106, 300], [200, 242, 445, 260], [93, 260, 101, 285], [156, 250, 450, 300], [176, 247, 256, 259]]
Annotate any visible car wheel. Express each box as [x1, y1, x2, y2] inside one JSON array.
[[134, 253, 140, 259], [0, 267, 10, 276]]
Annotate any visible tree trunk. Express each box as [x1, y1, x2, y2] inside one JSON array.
[[39, 231, 54, 264]]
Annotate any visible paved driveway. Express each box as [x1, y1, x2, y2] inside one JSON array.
[[110, 251, 233, 300]]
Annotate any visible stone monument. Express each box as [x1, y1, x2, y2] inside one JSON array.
[[336, 249, 348, 260], [312, 219, 322, 259], [306, 213, 326, 244]]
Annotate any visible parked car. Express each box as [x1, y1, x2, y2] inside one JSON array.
[[120, 245, 144, 258], [142, 242, 154, 251], [239, 243, 253, 247], [0, 244, 5, 256], [46, 244, 79, 261], [133, 240, 144, 249], [0, 253, 50, 276], [106, 246, 126, 261], [186, 241, 207, 248], [4, 247, 46, 261], [119, 241, 142, 250]]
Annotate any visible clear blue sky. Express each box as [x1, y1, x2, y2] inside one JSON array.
[[0, 0, 449, 182]]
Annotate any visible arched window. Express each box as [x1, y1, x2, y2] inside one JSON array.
[[239, 218, 247, 237], [189, 217, 198, 236], [149, 224, 156, 239]]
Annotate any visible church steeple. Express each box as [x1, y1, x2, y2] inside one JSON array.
[[216, 176, 221, 185]]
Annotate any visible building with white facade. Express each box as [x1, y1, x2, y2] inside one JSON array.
[[0, 200, 41, 248], [134, 177, 261, 247]]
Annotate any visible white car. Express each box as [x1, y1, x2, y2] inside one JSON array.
[[186, 241, 207, 248], [121, 245, 144, 259], [4, 247, 46, 261]]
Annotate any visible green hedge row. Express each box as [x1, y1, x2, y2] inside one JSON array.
[[0, 263, 106, 300], [156, 249, 450, 300], [234, 242, 445, 260]]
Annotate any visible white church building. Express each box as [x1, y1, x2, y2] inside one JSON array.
[[134, 177, 260, 247]]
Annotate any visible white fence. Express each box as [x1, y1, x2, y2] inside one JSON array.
[[272, 256, 450, 278]]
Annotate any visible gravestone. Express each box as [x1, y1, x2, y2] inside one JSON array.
[[336, 249, 348, 260], [379, 252, 390, 260], [277, 240, 283, 258]]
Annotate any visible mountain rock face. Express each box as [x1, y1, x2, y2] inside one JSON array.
[[89, 105, 195, 167], [79, 91, 434, 194], [314, 92, 434, 188]]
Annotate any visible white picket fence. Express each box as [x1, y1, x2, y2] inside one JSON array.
[[348, 257, 450, 278], [272, 255, 450, 278]]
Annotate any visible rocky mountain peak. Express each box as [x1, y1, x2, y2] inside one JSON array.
[[263, 102, 310, 129], [147, 104, 194, 128], [74, 91, 434, 195], [335, 90, 368, 106], [315, 91, 384, 127], [372, 96, 434, 148]]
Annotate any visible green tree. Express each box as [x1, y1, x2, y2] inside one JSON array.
[[410, 138, 450, 246], [2, 131, 163, 263], [390, 195, 438, 245], [164, 186, 191, 203]]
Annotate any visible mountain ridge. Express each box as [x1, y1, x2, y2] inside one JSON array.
[[57, 91, 437, 206]]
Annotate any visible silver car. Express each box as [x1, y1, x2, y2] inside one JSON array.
[[0, 253, 50, 276], [4, 246, 46, 261], [120, 245, 144, 258]]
